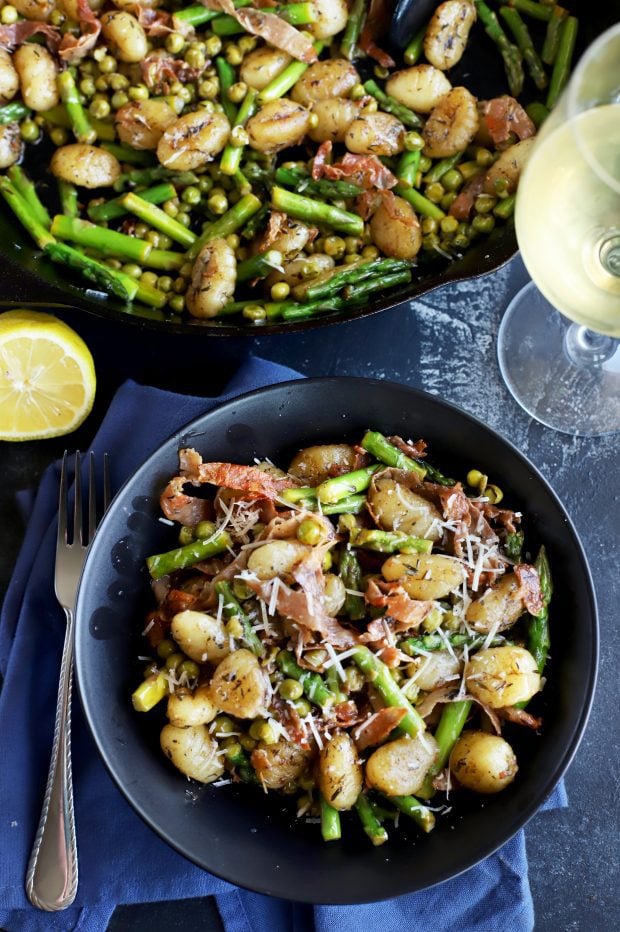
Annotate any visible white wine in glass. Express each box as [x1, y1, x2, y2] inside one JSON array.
[[497, 23, 620, 436]]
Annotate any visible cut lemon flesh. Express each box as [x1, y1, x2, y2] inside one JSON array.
[[0, 312, 96, 441]]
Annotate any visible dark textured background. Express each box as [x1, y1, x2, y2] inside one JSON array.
[[1, 255, 618, 930]]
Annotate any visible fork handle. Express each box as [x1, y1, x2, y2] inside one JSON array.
[[26, 607, 78, 911]]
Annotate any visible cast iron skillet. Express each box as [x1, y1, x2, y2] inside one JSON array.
[[0, 2, 612, 336], [74, 378, 597, 903]]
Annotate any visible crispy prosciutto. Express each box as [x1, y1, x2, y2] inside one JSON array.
[[363, 579, 434, 634], [58, 0, 101, 63], [0, 20, 60, 52], [478, 96, 536, 149], [312, 142, 397, 190], [514, 563, 543, 615], [200, 0, 318, 62]]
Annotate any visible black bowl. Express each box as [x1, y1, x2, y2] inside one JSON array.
[[2, 1, 613, 336], [74, 378, 597, 903]]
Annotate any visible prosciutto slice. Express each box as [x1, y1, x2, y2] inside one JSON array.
[[363, 579, 434, 635], [312, 142, 397, 190], [59, 0, 101, 63], [200, 0, 317, 62]]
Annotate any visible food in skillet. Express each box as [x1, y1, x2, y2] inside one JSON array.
[[0, 0, 577, 325], [133, 431, 552, 844]]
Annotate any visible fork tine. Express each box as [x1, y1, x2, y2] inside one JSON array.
[[73, 451, 82, 547], [103, 452, 111, 512], [57, 451, 68, 550], [87, 452, 97, 546]]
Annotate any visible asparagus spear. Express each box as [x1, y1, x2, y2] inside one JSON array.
[[214, 581, 265, 657], [101, 142, 156, 166], [275, 165, 363, 200], [276, 650, 335, 710], [349, 528, 433, 554], [258, 42, 324, 103], [316, 464, 380, 504], [320, 796, 342, 841], [507, 0, 553, 21], [352, 646, 426, 737], [424, 154, 462, 185], [7, 165, 51, 230], [146, 529, 232, 579], [295, 259, 407, 302], [173, 0, 254, 28], [220, 86, 258, 176], [417, 700, 472, 798], [355, 792, 388, 845], [58, 180, 79, 219], [343, 269, 412, 302], [119, 192, 197, 248], [322, 494, 367, 515], [473, 0, 524, 97], [144, 249, 185, 272], [360, 429, 426, 478], [404, 25, 426, 65], [225, 743, 258, 783], [272, 186, 364, 237], [0, 101, 29, 124], [45, 241, 139, 302], [241, 202, 269, 240], [493, 193, 516, 219], [395, 183, 445, 220], [363, 80, 422, 129], [401, 633, 507, 656], [188, 193, 261, 259], [542, 5, 567, 65], [87, 183, 176, 223], [0, 177, 55, 249], [341, 0, 367, 60], [236, 248, 283, 283], [42, 104, 116, 142], [58, 69, 96, 144], [525, 101, 549, 128], [51, 215, 152, 263], [546, 15, 578, 109], [132, 671, 168, 712], [215, 57, 238, 123], [133, 279, 168, 309], [396, 150, 421, 189], [500, 7, 548, 90], [113, 167, 199, 193], [527, 546, 552, 673], [340, 549, 366, 621], [389, 794, 436, 833]]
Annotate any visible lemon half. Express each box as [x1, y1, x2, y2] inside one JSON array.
[[0, 310, 96, 441]]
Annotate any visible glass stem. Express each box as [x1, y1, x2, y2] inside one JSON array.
[[563, 325, 619, 369]]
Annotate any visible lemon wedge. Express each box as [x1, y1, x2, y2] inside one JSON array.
[[0, 310, 96, 441]]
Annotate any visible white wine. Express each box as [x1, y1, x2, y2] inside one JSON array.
[[516, 104, 620, 338]]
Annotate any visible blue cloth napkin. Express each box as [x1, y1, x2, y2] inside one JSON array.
[[0, 355, 567, 932]]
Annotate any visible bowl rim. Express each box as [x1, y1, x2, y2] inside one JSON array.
[[74, 376, 599, 902]]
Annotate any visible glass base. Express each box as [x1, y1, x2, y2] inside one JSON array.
[[498, 282, 620, 437]]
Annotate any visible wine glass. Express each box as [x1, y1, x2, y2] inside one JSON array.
[[497, 23, 620, 436]]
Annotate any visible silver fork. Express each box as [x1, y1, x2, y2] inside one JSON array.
[[26, 451, 111, 911]]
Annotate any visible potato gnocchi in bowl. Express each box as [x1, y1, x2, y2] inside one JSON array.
[[133, 428, 552, 845]]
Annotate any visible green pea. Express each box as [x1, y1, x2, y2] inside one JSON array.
[[79, 77, 96, 97], [278, 678, 304, 701], [474, 147, 495, 167], [198, 176, 214, 194], [242, 304, 267, 322], [195, 520, 217, 539], [440, 215, 459, 236], [214, 715, 236, 734], [293, 698, 311, 717], [181, 185, 201, 206], [145, 230, 161, 248], [108, 73, 130, 92], [239, 734, 256, 751], [297, 518, 324, 546], [156, 638, 177, 660], [165, 652, 185, 672], [232, 578, 252, 601], [166, 32, 186, 55], [157, 275, 173, 293], [205, 35, 223, 56], [0, 5, 18, 25], [99, 55, 117, 74], [404, 130, 424, 151], [185, 48, 206, 70], [50, 127, 69, 146], [128, 85, 150, 102], [440, 192, 457, 210], [122, 263, 143, 279], [425, 182, 445, 203], [20, 120, 39, 142], [249, 720, 277, 744], [208, 192, 229, 215], [111, 91, 129, 110], [474, 194, 497, 215], [452, 233, 470, 249], [163, 199, 179, 218], [344, 666, 365, 693], [422, 232, 441, 251], [168, 294, 185, 314], [418, 154, 432, 174], [304, 649, 327, 668], [178, 525, 194, 545], [441, 169, 463, 192], [89, 97, 110, 120], [179, 659, 200, 679], [224, 740, 243, 758], [472, 214, 496, 234], [421, 216, 438, 235]]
